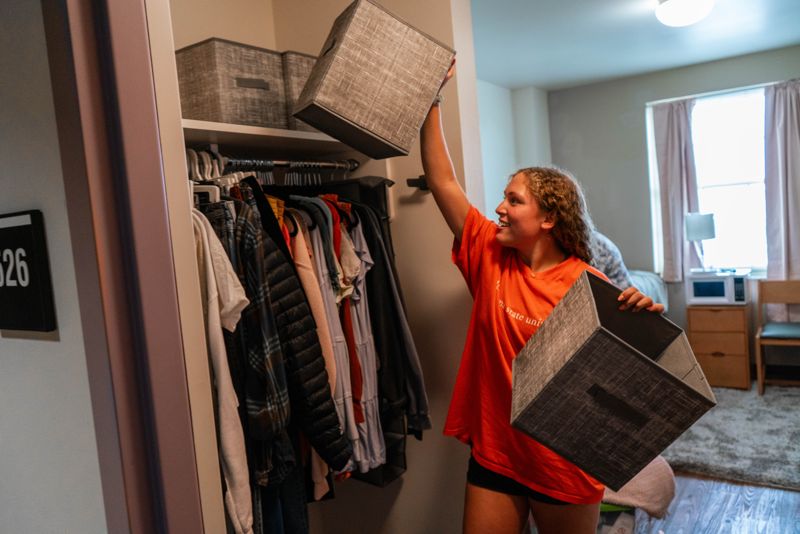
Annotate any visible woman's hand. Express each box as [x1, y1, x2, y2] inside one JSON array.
[[440, 58, 456, 91], [617, 287, 665, 313]]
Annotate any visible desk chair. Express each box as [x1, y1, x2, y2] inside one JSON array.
[[755, 280, 800, 395]]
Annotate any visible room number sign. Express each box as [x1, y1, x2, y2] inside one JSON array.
[[0, 210, 56, 331]]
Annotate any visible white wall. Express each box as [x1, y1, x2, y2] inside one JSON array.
[[0, 1, 107, 532], [511, 86, 552, 169], [548, 44, 800, 273], [477, 79, 516, 214], [476, 81, 554, 214]]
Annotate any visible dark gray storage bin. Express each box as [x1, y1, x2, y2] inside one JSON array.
[[282, 51, 318, 132], [293, 0, 455, 159], [176, 38, 287, 128], [511, 271, 716, 491]]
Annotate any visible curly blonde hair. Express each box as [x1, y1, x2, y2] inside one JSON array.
[[514, 166, 594, 264]]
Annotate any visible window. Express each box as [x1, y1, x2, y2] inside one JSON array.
[[691, 89, 767, 270]]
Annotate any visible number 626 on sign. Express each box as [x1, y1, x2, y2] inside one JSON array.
[[0, 210, 56, 332]]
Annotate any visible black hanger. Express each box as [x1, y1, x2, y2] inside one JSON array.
[[284, 211, 299, 238]]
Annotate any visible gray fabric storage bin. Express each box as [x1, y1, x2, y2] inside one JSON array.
[[293, 0, 455, 159], [176, 38, 287, 128], [511, 271, 716, 491], [282, 51, 318, 132]]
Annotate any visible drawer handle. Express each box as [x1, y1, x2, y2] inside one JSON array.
[[236, 77, 270, 90], [711, 351, 725, 357]]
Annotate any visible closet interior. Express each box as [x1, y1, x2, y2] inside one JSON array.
[[187, 140, 429, 532], [142, 0, 476, 532], [166, 7, 433, 534]]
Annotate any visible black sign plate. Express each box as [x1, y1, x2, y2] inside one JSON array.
[[0, 210, 57, 331]]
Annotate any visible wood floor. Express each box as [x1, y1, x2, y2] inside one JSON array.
[[633, 474, 800, 534]]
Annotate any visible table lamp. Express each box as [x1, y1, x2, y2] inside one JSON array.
[[685, 212, 715, 272]]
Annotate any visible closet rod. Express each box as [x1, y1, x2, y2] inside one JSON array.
[[223, 157, 360, 172]]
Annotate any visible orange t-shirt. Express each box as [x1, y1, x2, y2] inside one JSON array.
[[445, 206, 606, 504]]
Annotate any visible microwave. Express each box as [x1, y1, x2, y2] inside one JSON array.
[[686, 271, 748, 305]]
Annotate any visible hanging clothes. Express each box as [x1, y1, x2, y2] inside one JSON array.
[[348, 213, 386, 471], [215, 199, 294, 486], [240, 178, 352, 472], [323, 200, 366, 431], [202, 196, 350, 534], [261, 177, 431, 485], [350, 200, 430, 486], [289, 195, 341, 294], [193, 170, 431, 527], [285, 209, 338, 500], [292, 207, 367, 473], [191, 209, 253, 534]]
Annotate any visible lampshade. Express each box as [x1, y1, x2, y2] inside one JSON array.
[[655, 0, 715, 27], [685, 212, 715, 241]]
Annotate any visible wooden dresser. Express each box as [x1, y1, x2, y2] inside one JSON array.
[[687, 305, 751, 389]]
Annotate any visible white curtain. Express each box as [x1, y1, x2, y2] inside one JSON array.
[[652, 99, 701, 282], [765, 80, 800, 321]]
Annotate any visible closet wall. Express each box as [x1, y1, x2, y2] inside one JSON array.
[[166, 0, 482, 531], [171, 0, 278, 50]]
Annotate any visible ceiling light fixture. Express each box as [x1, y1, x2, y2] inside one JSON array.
[[655, 0, 715, 27]]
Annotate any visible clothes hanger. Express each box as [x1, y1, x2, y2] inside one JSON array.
[[199, 152, 213, 181], [284, 210, 299, 238], [197, 151, 208, 181], [186, 149, 201, 181], [193, 184, 220, 204]]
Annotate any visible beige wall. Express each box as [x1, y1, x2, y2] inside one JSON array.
[[170, 0, 277, 49], [0, 1, 107, 531]]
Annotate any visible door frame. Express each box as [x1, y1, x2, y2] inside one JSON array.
[[41, 0, 205, 531]]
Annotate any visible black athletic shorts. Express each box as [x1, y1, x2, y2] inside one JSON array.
[[467, 455, 569, 505]]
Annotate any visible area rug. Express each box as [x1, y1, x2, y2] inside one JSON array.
[[662, 386, 800, 491]]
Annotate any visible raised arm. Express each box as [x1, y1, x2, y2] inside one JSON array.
[[420, 64, 470, 238]]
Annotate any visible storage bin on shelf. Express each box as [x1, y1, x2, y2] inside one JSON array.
[[282, 51, 318, 132], [176, 38, 287, 129]]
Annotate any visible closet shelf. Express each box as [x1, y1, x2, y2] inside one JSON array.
[[182, 119, 358, 159]]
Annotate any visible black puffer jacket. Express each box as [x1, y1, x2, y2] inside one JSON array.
[[243, 177, 353, 471]]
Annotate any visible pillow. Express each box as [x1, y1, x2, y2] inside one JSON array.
[[603, 455, 675, 518]]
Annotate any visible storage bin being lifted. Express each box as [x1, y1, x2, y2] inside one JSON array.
[[293, 0, 455, 159], [176, 38, 287, 129], [511, 271, 716, 491]]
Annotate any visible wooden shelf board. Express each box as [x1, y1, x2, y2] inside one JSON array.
[[181, 119, 359, 159]]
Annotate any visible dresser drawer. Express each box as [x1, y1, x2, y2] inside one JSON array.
[[688, 332, 747, 355], [688, 307, 746, 332], [696, 352, 750, 389]]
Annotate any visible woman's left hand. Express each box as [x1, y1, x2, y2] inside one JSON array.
[[617, 287, 665, 313]]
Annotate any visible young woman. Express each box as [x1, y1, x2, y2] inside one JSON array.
[[421, 64, 664, 534]]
